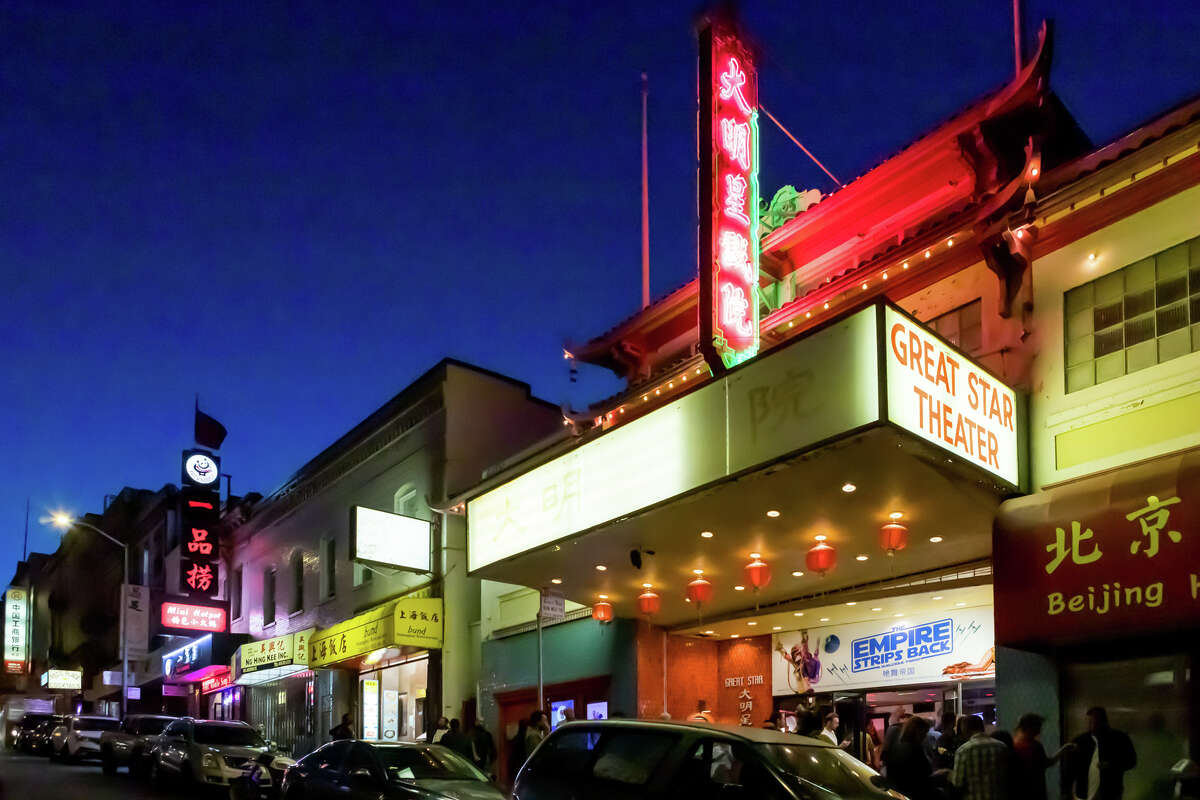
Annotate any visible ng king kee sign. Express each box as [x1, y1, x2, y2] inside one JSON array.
[[850, 619, 953, 673], [700, 19, 760, 371]]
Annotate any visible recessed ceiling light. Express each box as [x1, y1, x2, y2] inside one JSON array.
[[730, 634, 739, 639], [956, 602, 966, 607], [551, 578, 563, 585], [772, 626, 782, 631], [642, 583, 653, 588], [1088, 252, 1097, 262], [791, 570, 804, 578], [929, 536, 943, 543], [734, 585, 745, 591], [749, 552, 761, 559], [889, 511, 904, 520], [856, 554, 869, 561], [871, 607, 882, 612], [598, 594, 609, 599], [894, 613, 904, 617], [841, 483, 856, 493], [766, 510, 780, 518], [819, 617, 830, 622], [747, 621, 758, 626], [814, 534, 828, 542], [704, 630, 715, 635], [793, 612, 804, 617], [700, 531, 714, 539], [846, 601, 857, 606], [932, 596, 943, 601], [693, 569, 705, 575], [595, 564, 607, 571]]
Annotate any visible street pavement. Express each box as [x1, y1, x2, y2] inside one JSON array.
[[0, 749, 197, 799]]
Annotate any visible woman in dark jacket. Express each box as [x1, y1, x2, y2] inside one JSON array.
[[884, 716, 935, 800]]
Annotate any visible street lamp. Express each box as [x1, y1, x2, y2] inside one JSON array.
[[50, 512, 129, 717]]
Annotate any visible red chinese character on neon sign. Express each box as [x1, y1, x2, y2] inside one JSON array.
[[700, 20, 760, 372], [187, 527, 213, 555], [186, 563, 214, 592]]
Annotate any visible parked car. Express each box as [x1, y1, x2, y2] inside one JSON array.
[[99, 713, 177, 775], [148, 718, 272, 789], [280, 740, 504, 800], [228, 748, 299, 800], [13, 713, 55, 753], [512, 720, 898, 800], [27, 715, 65, 756], [49, 714, 120, 762]]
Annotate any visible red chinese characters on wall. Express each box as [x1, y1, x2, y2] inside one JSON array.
[[179, 487, 221, 597], [994, 451, 1200, 647], [699, 17, 760, 372]]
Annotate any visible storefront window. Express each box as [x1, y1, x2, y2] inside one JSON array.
[[359, 654, 428, 742]]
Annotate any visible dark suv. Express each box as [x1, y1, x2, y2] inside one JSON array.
[[513, 720, 897, 800]]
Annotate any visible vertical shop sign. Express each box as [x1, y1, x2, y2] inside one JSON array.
[[699, 15, 760, 372], [179, 454, 221, 597], [382, 689, 399, 742], [362, 679, 380, 740], [124, 585, 150, 660], [4, 588, 28, 674]]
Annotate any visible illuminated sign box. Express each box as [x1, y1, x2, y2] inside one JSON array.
[[42, 669, 82, 690], [350, 506, 431, 573], [239, 628, 312, 674], [161, 601, 227, 633], [163, 634, 213, 680], [467, 303, 1019, 572], [5, 587, 28, 674], [201, 672, 233, 694]]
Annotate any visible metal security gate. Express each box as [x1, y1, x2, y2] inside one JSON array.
[[246, 672, 316, 758]]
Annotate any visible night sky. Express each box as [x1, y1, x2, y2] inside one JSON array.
[[2, 1, 1197, 570]]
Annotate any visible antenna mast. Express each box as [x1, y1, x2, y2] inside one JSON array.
[[641, 72, 651, 309]]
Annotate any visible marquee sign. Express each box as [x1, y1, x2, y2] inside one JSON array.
[[699, 15, 760, 372], [5, 588, 28, 674], [179, 482, 221, 598], [201, 671, 234, 694], [163, 634, 212, 680], [161, 601, 227, 633]]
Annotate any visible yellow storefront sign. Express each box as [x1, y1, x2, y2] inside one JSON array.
[[393, 597, 443, 650], [309, 597, 444, 668]]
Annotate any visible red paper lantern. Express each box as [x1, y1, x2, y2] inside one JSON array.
[[880, 522, 909, 555], [592, 601, 614, 623], [806, 542, 837, 575], [744, 557, 771, 590], [637, 590, 661, 617], [686, 576, 714, 606]]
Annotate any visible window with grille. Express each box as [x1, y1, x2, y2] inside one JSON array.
[[263, 568, 276, 625], [1064, 236, 1200, 393], [231, 567, 243, 620], [291, 551, 304, 614], [928, 300, 983, 356]]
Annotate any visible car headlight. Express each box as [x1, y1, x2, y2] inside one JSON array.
[[202, 753, 220, 769], [271, 756, 297, 771]]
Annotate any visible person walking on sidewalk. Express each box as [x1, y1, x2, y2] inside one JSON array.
[[1065, 707, 1136, 800], [952, 714, 1008, 800]]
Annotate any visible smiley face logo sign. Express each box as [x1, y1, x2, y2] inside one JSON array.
[[182, 449, 220, 488]]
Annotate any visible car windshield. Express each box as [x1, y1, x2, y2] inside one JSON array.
[[20, 714, 52, 727], [76, 718, 119, 731], [758, 743, 883, 798], [377, 746, 488, 782], [194, 724, 265, 747], [136, 718, 172, 735]]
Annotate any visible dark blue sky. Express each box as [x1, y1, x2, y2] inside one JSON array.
[[2, 1, 1197, 569]]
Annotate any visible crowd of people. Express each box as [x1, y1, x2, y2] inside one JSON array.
[[764, 705, 1136, 800]]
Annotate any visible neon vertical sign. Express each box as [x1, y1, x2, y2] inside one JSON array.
[[699, 18, 760, 372]]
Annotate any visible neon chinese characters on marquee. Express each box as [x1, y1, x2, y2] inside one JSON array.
[[700, 21, 760, 371]]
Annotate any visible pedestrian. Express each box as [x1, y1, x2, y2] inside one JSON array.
[[933, 712, 960, 770], [881, 711, 913, 771], [797, 709, 823, 738], [329, 713, 354, 741], [431, 716, 450, 743], [440, 719, 472, 759], [1064, 707, 1136, 800], [885, 716, 935, 800], [469, 718, 497, 775], [763, 710, 784, 731], [524, 710, 549, 758], [951, 714, 1008, 800], [1012, 713, 1073, 800], [507, 718, 530, 781]]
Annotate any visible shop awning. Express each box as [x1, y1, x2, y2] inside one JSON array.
[[309, 597, 443, 669], [465, 303, 1020, 626], [993, 447, 1200, 649]]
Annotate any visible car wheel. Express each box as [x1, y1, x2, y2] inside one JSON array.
[[148, 757, 164, 788], [101, 748, 117, 775]]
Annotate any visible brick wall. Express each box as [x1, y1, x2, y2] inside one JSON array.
[[716, 636, 773, 726]]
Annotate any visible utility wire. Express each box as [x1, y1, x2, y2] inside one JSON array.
[[759, 104, 846, 190]]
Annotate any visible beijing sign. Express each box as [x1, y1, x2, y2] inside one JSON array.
[[699, 15, 760, 371]]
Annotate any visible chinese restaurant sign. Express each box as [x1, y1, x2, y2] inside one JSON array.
[[310, 601, 395, 668], [161, 601, 227, 633], [884, 307, 1018, 486], [178, 463, 221, 598], [699, 16, 760, 372], [41, 669, 82, 690], [239, 628, 313, 673], [994, 452, 1200, 647], [772, 607, 995, 695], [201, 672, 233, 694], [4, 588, 27, 674], [392, 597, 443, 650]]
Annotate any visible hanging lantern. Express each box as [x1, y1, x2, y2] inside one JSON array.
[[592, 601, 614, 623], [806, 542, 837, 575], [637, 590, 661, 617], [879, 522, 909, 556], [686, 576, 714, 606], [744, 556, 771, 590]]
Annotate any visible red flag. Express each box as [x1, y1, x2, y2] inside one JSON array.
[[194, 399, 227, 450]]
